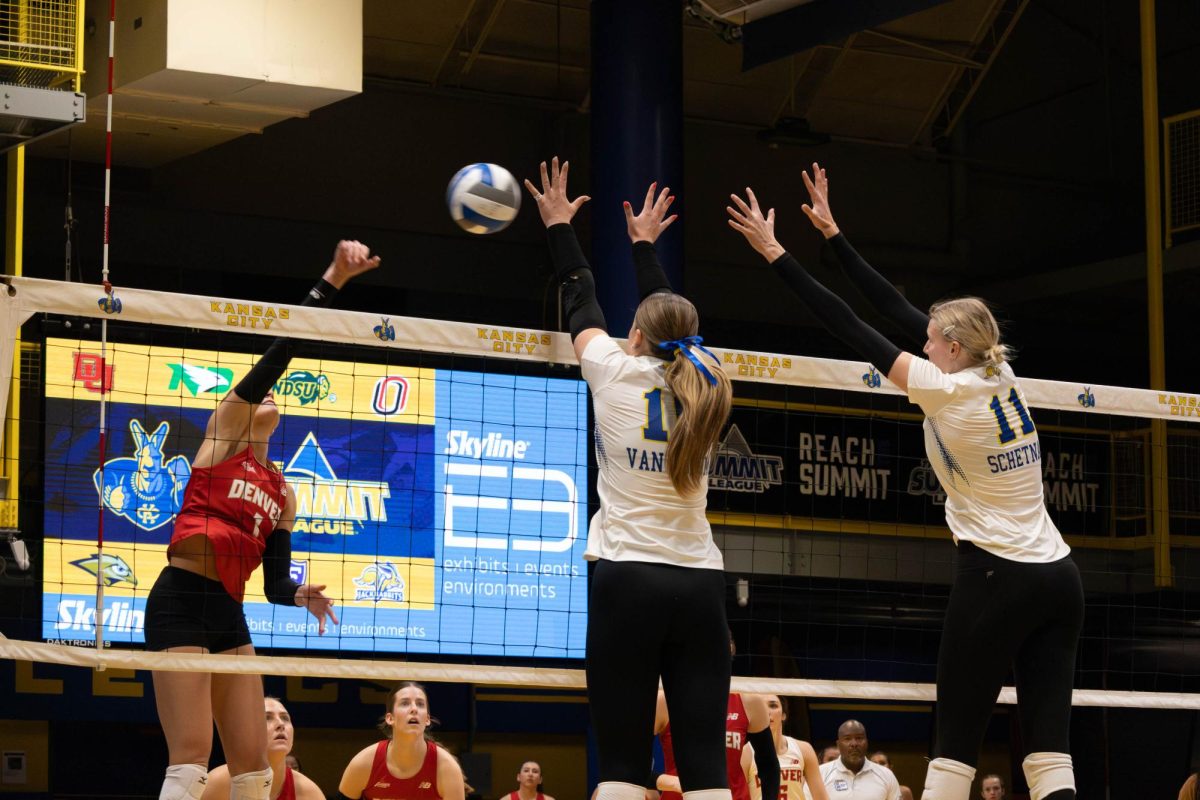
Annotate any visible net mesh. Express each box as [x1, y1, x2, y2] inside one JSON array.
[[2, 275, 1200, 713]]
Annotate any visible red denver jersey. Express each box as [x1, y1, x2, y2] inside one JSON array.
[[661, 693, 750, 800], [507, 793, 545, 800], [278, 766, 295, 800], [362, 740, 440, 800], [169, 447, 287, 602]]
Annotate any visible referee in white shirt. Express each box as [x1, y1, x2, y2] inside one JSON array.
[[729, 167, 1083, 800], [818, 722, 900, 800]]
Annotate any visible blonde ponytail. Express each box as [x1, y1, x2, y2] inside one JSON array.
[[632, 293, 733, 497]]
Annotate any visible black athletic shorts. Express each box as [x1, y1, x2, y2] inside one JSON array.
[[144, 566, 252, 652]]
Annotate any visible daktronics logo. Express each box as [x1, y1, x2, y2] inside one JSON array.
[[72, 352, 114, 394], [709, 425, 783, 493], [372, 376, 410, 415], [53, 599, 144, 633]]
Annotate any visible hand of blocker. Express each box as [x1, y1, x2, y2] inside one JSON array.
[[800, 162, 840, 239], [623, 182, 677, 245], [323, 240, 381, 290], [727, 188, 786, 263], [524, 156, 590, 227], [295, 583, 339, 635]]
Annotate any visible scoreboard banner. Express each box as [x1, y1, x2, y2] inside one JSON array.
[[708, 406, 1112, 536], [41, 338, 589, 658]]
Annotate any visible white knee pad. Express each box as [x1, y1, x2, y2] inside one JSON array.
[[1023, 752, 1074, 800], [683, 791, 733, 800], [159, 763, 207, 800], [921, 758, 976, 800], [594, 782, 648, 800], [230, 766, 273, 800]]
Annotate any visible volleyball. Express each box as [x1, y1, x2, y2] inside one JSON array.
[[446, 162, 522, 234]]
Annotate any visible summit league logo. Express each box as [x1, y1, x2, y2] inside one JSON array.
[[709, 425, 784, 493]]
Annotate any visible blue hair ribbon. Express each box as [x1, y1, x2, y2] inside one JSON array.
[[658, 335, 722, 386]]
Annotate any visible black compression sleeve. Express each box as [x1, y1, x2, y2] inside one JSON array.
[[829, 233, 929, 344], [233, 278, 340, 403], [262, 528, 301, 606], [771, 252, 903, 374], [546, 223, 607, 339], [632, 240, 673, 299], [748, 728, 780, 800]]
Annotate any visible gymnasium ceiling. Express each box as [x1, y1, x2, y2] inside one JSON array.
[[364, 0, 1014, 149], [37, 0, 1020, 166]]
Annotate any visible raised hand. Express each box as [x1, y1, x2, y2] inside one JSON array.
[[727, 187, 786, 263], [800, 162, 839, 239], [325, 240, 382, 288], [295, 583, 339, 635], [624, 182, 677, 244], [524, 156, 590, 227]]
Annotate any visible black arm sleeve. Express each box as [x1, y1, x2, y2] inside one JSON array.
[[233, 277, 339, 403], [547, 223, 607, 339], [771, 252, 903, 374], [262, 528, 301, 606], [748, 728, 780, 800], [829, 233, 929, 344], [632, 240, 674, 299]]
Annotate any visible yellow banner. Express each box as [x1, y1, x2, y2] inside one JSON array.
[[44, 337, 438, 423], [44, 538, 436, 610]]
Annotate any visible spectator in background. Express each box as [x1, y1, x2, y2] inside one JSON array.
[[869, 753, 913, 800], [821, 747, 840, 765], [818, 721, 899, 800], [507, 761, 557, 800], [979, 774, 1005, 799], [285, 755, 302, 773]]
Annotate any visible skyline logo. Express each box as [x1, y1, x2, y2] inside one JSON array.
[[167, 362, 234, 396], [709, 425, 784, 493]]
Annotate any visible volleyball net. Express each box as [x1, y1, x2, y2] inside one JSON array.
[[1, 275, 1200, 712]]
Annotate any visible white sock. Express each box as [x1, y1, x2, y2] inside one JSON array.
[[159, 763, 207, 800], [594, 782, 649, 800], [1023, 752, 1074, 800], [683, 791, 733, 800], [921, 758, 975, 800], [230, 766, 273, 800]]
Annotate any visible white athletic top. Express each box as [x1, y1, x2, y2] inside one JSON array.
[[579, 334, 724, 570], [818, 758, 900, 800], [906, 358, 1070, 563], [747, 735, 807, 800]]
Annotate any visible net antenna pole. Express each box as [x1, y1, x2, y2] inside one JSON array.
[[94, 0, 118, 666]]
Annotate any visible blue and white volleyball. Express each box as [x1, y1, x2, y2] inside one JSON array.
[[446, 162, 522, 234]]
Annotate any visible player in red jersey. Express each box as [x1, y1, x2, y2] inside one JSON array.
[[145, 241, 379, 800], [654, 689, 777, 800], [507, 761, 558, 800], [203, 697, 325, 800], [337, 682, 466, 800]]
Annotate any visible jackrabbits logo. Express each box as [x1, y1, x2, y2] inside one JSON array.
[[92, 420, 192, 531]]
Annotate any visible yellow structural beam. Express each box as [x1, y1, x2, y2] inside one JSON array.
[[2, 147, 23, 529], [1140, 0, 1171, 587]]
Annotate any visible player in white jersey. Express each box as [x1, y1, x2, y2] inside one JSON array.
[[728, 165, 1083, 800], [743, 695, 828, 800], [526, 158, 736, 800]]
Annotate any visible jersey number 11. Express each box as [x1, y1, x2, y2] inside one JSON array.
[[988, 387, 1035, 444]]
